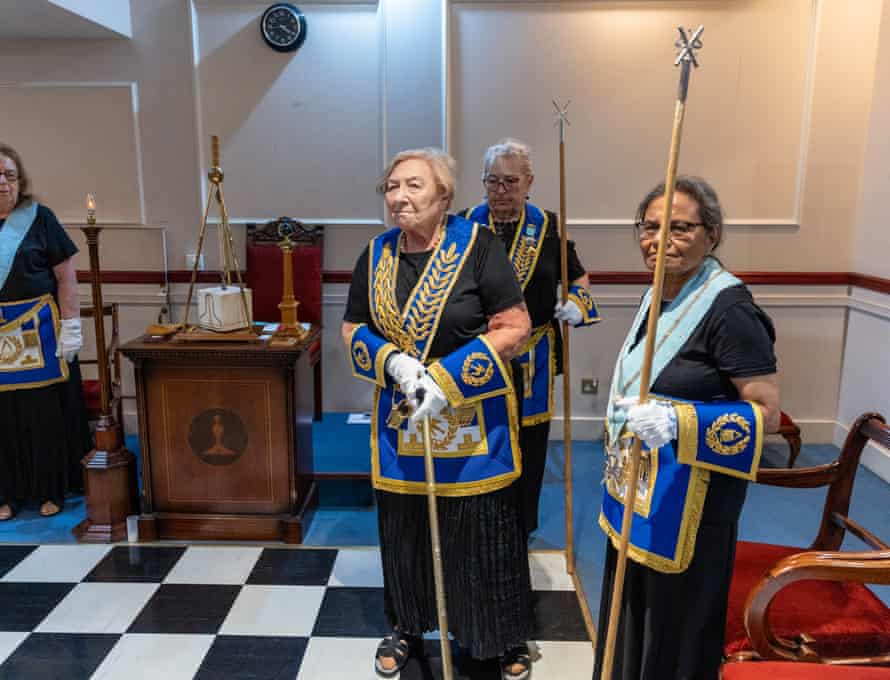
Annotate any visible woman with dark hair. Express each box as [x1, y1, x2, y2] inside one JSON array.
[[0, 144, 91, 520], [342, 148, 535, 679], [593, 176, 781, 680]]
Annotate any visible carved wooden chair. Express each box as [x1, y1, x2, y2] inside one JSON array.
[[777, 411, 803, 468], [723, 412, 890, 668], [245, 218, 323, 420], [80, 303, 123, 427]]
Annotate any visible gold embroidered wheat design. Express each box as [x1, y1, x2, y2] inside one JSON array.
[[404, 243, 460, 353]]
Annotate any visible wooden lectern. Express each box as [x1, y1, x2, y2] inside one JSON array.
[[120, 329, 320, 543]]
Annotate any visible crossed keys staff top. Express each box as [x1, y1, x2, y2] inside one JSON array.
[[552, 99, 570, 142], [675, 26, 704, 66]]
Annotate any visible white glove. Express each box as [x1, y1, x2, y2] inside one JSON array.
[[554, 299, 583, 326], [411, 371, 449, 422], [385, 352, 425, 395], [56, 318, 83, 363], [616, 396, 678, 450]]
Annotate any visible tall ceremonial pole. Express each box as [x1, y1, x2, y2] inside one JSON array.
[[599, 26, 704, 680], [421, 415, 454, 680], [553, 99, 576, 574]]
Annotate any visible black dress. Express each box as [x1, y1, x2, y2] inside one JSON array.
[[462, 208, 587, 534], [0, 204, 92, 507], [593, 284, 777, 680], [344, 225, 534, 659]]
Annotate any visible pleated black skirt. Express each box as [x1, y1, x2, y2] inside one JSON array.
[[592, 520, 740, 680], [376, 482, 534, 659], [0, 358, 92, 505]]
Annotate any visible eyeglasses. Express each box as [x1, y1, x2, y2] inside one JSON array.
[[483, 175, 522, 191], [0, 170, 19, 182], [634, 220, 705, 240]]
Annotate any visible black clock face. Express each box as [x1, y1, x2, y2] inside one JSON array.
[[261, 3, 307, 53]]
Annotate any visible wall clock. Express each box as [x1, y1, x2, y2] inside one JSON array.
[[261, 3, 307, 53]]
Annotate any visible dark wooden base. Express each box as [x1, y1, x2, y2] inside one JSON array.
[[73, 428, 138, 544], [136, 482, 318, 544]]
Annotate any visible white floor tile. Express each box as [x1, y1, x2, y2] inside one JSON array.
[[35, 582, 159, 634], [0, 545, 111, 583], [163, 546, 263, 585], [89, 633, 214, 680], [0, 632, 28, 665], [529, 552, 575, 591], [296, 636, 381, 680], [219, 585, 326, 637], [327, 548, 383, 588], [530, 640, 595, 679]]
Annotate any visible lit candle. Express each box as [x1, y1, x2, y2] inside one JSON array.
[[86, 193, 96, 225]]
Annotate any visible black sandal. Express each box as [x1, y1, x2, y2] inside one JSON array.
[[374, 630, 421, 678], [501, 643, 531, 680]]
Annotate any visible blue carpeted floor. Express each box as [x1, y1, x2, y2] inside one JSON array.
[[2, 418, 888, 618]]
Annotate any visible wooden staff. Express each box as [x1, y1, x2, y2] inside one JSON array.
[[599, 26, 704, 680], [421, 414, 454, 680], [553, 99, 575, 574]]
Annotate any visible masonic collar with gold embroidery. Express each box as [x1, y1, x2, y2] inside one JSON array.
[[463, 201, 548, 291], [368, 214, 478, 362]]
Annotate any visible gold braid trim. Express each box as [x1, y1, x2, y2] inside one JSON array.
[[372, 244, 413, 353]]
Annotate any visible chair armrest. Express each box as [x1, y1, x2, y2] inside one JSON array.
[[744, 549, 890, 663], [831, 513, 890, 551], [756, 462, 840, 488]]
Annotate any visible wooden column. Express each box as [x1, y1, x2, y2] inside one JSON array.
[[73, 224, 138, 543]]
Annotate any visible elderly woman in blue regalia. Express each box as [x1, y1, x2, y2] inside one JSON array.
[[460, 138, 601, 536], [0, 144, 90, 520], [342, 148, 536, 679], [593, 176, 781, 680]]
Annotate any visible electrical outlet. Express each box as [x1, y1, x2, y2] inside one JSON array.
[[581, 378, 599, 395], [186, 252, 205, 271]]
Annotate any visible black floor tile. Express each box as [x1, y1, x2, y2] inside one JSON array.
[[194, 635, 308, 680], [400, 640, 501, 680], [312, 586, 390, 637], [246, 548, 337, 586], [0, 633, 119, 680], [0, 545, 37, 579], [0, 583, 75, 631], [531, 590, 590, 641], [126, 583, 241, 634], [84, 546, 186, 583]]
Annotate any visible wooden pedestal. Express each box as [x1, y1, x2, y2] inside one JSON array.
[[121, 329, 319, 543]]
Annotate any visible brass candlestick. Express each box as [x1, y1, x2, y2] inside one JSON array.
[[272, 220, 308, 343]]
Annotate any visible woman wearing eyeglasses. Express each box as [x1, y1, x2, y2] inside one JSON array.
[[593, 176, 780, 680], [0, 144, 90, 521], [460, 138, 601, 539]]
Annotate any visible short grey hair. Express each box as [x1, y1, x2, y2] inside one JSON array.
[[376, 147, 456, 210], [482, 138, 533, 178], [636, 175, 725, 251]]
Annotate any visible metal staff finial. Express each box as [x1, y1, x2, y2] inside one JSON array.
[[553, 99, 571, 143], [674, 26, 704, 102], [674, 26, 704, 67]]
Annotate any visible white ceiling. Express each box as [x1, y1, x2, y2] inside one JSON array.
[[0, 0, 131, 40]]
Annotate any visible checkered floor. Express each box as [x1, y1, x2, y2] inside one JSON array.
[[0, 544, 594, 679]]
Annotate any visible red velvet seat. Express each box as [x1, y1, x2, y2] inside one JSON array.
[[726, 541, 890, 659], [724, 413, 890, 667], [721, 661, 890, 679]]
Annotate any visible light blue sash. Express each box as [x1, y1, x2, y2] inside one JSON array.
[[606, 257, 740, 441], [0, 202, 38, 292]]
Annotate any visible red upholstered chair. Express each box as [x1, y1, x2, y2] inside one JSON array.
[[721, 661, 890, 679], [777, 411, 803, 467], [245, 218, 323, 420], [79, 303, 123, 427], [724, 412, 890, 667]]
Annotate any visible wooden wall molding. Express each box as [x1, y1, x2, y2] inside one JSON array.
[[77, 270, 890, 295]]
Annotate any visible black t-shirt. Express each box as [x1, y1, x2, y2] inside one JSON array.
[[460, 208, 587, 327], [343, 223, 524, 358], [0, 204, 78, 302], [631, 283, 777, 523]]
